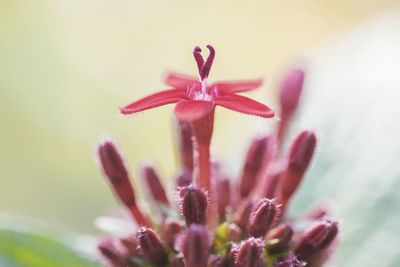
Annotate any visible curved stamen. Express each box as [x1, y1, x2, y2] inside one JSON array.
[[201, 45, 215, 80], [193, 46, 204, 78]]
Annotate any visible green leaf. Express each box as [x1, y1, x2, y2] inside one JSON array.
[[0, 229, 101, 267]]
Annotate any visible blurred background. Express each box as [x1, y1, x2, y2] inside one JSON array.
[[1, 1, 400, 266]]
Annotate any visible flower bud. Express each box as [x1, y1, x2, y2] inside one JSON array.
[[239, 136, 274, 197], [262, 166, 283, 199], [277, 68, 305, 143], [178, 224, 210, 267], [97, 140, 149, 226], [248, 198, 280, 238], [275, 254, 306, 267], [136, 227, 168, 267], [177, 120, 194, 171], [178, 184, 208, 226], [119, 234, 139, 256], [280, 131, 316, 209], [176, 170, 193, 187], [162, 218, 182, 248], [234, 198, 254, 230], [294, 219, 338, 264], [265, 224, 293, 254], [235, 237, 264, 267], [97, 238, 125, 267], [216, 175, 231, 221], [141, 163, 169, 205]]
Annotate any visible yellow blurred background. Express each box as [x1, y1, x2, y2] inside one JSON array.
[[0, 0, 399, 242]]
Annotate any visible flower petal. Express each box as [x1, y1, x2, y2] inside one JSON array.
[[164, 72, 201, 89], [174, 100, 215, 122], [214, 94, 274, 118], [213, 79, 263, 95], [120, 89, 188, 115]]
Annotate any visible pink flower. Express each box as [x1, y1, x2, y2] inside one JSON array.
[[120, 45, 274, 122]]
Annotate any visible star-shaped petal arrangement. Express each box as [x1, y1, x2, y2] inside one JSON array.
[[120, 45, 274, 122]]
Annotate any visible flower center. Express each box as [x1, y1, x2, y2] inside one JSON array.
[[189, 45, 218, 101]]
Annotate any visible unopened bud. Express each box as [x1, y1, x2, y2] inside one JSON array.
[[280, 131, 316, 209], [177, 121, 194, 171], [262, 166, 283, 199], [176, 170, 193, 187], [265, 224, 293, 254], [98, 238, 124, 267], [275, 254, 306, 267], [178, 224, 210, 267], [178, 185, 208, 226], [97, 140, 149, 226], [234, 198, 254, 230], [136, 227, 168, 267], [248, 198, 280, 238], [235, 237, 264, 267], [239, 136, 274, 197], [162, 218, 182, 248], [119, 234, 139, 256], [216, 176, 231, 221], [141, 164, 169, 205], [295, 219, 338, 264], [277, 68, 305, 143]]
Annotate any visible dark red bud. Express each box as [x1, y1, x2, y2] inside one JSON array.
[[177, 121, 194, 171], [178, 184, 208, 226], [265, 224, 293, 254], [239, 136, 274, 197], [275, 254, 306, 267], [216, 176, 231, 221], [162, 218, 182, 248], [178, 224, 210, 267], [141, 164, 169, 205], [136, 227, 168, 267], [97, 140, 149, 226], [234, 198, 254, 230], [280, 131, 317, 209], [98, 238, 125, 267], [295, 219, 338, 264], [248, 198, 280, 238], [235, 237, 264, 267], [262, 167, 282, 199]]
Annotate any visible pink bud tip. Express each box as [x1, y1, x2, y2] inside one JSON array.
[[141, 164, 169, 205], [248, 198, 280, 238], [162, 218, 182, 248], [137, 227, 168, 267], [295, 219, 339, 263], [235, 237, 264, 267], [275, 254, 306, 267], [280, 68, 305, 115], [178, 224, 210, 267], [176, 170, 193, 187], [97, 238, 124, 267], [178, 184, 208, 226]]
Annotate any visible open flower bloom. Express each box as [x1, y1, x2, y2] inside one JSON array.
[[120, 45, 274, 122]]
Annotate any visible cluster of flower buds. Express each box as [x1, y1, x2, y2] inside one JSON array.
[[96, 45, 339, 267]]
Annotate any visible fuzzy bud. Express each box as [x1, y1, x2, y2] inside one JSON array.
[[97, 140, 149, 226], [136, 227, 168, 267], [178, 224, 210, 267], [141, 164, 169, 205], [295, 219, 338, 264], [178, 184, 208, 226], [248, 198, 280, 238], [235, 237, 264, 267], [280, 131, 316, 208], [275, 254, 306, 267]]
